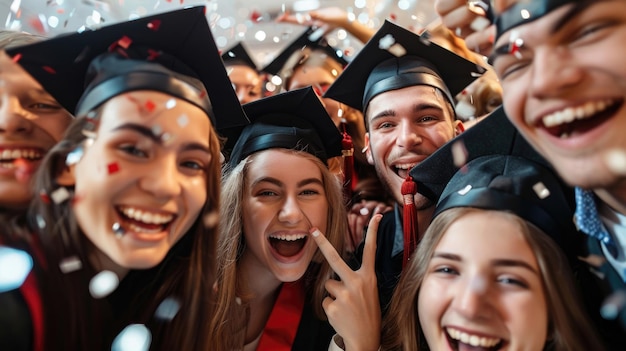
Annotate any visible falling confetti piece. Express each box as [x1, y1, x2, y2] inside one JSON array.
[[117, 35, 133, 49], [146, 49, 160, 61], [387, 43, 407, 57], [66, 146, 85, 166], [457, 184, 472, 196], [177, 114, 189, 127], [147, 19, 161, 31], [577, 254, 606, 268], [250, 10, 262, 22], [59, 256, 83, 274], [154, 297, 181, 321], [203, 211, 219, 229], [359, 207, 369, 216], [605, 149, 626, 175], [35, 214, 46, 229], [107, 162, 120, 175], [42, 66, 56, 74], [389, 13, 397, 21], [50, 187, 70, 204], [111, 324, 152, 351], [235, 296, 242, 305], [307, 27, 325, 42], [532, 182, 550, 199], [378, 34, 395, 50], [39, 190, 50, 204], [455, 100, 477, 120], [12, 53, 21, 63], [0, 246, 33, 293], [600, 291, 626, 320], [89, 270, 119, 298], [451, 140, 469, 168]]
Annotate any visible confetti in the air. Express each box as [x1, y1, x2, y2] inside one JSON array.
[[111, 324, 152, 351], [154, 297, 181, 321], [59, 256, 83, 274], [387, 43, 406, 57], [532, 182, 550, 199], [601, 290, 626, 320], [457, 184, 472, 196], [0, 246, 33, 293], [50, 186, 71, 204], [378, 34, 395, 50], [89, 270, 119, 298]]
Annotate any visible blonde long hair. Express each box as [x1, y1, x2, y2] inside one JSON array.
[[208, 149, 347, 350], [381, 208, 604, 351]]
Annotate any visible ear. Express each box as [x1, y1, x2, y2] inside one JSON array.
[[454, 120, 465, 136], [56, 164, 76, 187], [364, 132, 374, 165]]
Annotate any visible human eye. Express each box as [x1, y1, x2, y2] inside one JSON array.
[[496, 59, 531, 81], [433, 265, 459, 276], [29, 101, 64, 112], [418, 115, 438, 123], [497, 275, 528, 288], [570, 20, 617, 45], [376, 121, 395, 129], [118, 143, 148, 158], [180, 160, 206, 172], [257, 189, 278, 197]]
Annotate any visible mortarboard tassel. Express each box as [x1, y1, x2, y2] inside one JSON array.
[[341, 124, 355, 205], [402, 175, 418, 268]]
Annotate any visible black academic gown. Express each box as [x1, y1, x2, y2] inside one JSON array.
[[291, 301, 336, 351]]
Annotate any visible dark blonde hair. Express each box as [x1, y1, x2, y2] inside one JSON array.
[[208, 148, 347, 350], [381, 208, 604, 351], [28, 102, 221, 350]]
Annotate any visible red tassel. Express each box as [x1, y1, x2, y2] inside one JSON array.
[[401, 175, 418, 268], [341, 126, 355, 204]]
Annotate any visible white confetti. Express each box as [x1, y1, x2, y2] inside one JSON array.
[[59, 256, 83, 274], [378, 34, 395, 50], [177, 114, 189, 127], [455, 100, 477, 121], [165, 98, 177, 109], [155, 297, 181, 321], [387, 43, 407, 57], [532, 182, 550, 199], [457, 185, 472, 196], [0, 246, 33, 293], [605, 149, 626, 175], [89, 270, 119, 299], [470, 16, 491, 32], [111, 324, 152, 351], [50, 187, 70, 204]]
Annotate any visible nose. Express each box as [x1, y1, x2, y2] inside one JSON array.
[[451, 276, 492, 320], [395, 120, 422, 149], [529, 47, 584, 99], [0, 94, 35, 135], [138, 157, 182, 200], [277, 194, 303, 225]]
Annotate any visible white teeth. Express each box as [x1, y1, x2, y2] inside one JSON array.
[[269, 233, 307, 241], [128, 223, 162, 234], [542, 99, 614, 128], [0, 148, 42, 161], [395, 163, 417, 170], [119, 206, 174, 225], [446, 327, 501, 348]]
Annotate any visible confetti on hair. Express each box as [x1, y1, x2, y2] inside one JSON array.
[[50, 187, 70, 204], [89, 270, 119, 298], [59, 256, 83, 274], [147, 19, 161, 31], [451, 140, 469, 168], [532, 182, 550, 199], [235, 296, 242, 305], [35, 214, 46, 229], [111, 324, 152, 351], [107, 162, 120, 175], [154, 297, 181, 321], [605, 149, 626, 175], [0, 246, 33, 293], [203, 210, 219, 229], [66, 145, 85, 166], [39, 189, 50, 204]]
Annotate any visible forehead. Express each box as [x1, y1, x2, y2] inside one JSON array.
[[227, 65, 260, 79], [367, 85, 449, 113], [247, 149, 322, 180], [0, 52, 45, 88]]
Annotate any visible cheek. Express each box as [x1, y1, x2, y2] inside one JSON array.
[[39, 116, 73, 141]]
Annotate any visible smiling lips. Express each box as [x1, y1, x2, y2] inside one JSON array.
[[268, 233, 308, 258], [394, 162, 418, 179], [0, 147, 43, 167], [540, 99, 621, 138], [447, 327, 502, 350], [117, 206, 175, 234]]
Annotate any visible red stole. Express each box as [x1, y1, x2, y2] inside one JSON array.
[[256, 280, 306, 351]]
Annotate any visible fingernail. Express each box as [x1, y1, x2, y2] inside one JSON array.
[[311, 229, 321, 237]]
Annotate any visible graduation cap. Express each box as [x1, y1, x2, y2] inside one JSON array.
[[324, 20, 486, 113], [261, 26, 348, 77], [221, 42, 258, 70], [227, 87, 342, 168], [494, 0, 572, 41], [6, 6, 248, 132]]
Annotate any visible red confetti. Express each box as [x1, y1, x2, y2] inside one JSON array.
[[147, 49, 160, 61], [107, 162, 120, 175], [56, 8, 65, 14], [42, 66, 56, 74], [117, 35, 133, 49], [12, 53, 21, 63], [250, 10, 262, 22], [144, 100, 156, 112], [389, 13, 397, 21], [147, 19, 161, 31], [198, 90, 207, 99], [28, 16, 45, 34], [39, 190, 50, 204]]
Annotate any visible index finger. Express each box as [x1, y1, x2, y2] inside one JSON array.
[[361, 214, 382, 272], [310, 227, 352, 280]]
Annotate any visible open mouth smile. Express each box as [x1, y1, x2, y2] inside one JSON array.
[[0, 147, 44, 168], [268, 233, 308, 258], [540, 98, 623, 139], [392, 162, 418, 179], [115, 205, 176, 235], [446, 327, 504, 351]]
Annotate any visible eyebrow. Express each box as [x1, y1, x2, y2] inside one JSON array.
[[112, 122, 210, 153], [251, 176, 324, 189], [432, 252, 539, 275], [370, 102, 444, 122]]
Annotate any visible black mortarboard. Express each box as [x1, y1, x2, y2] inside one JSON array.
[[227, 87, 342, 168], [494, 0, 572, 41], [409, 106, 549, 202], [261, 26, 348, 76], [6, 6, 248, 132], [433, 154, 575, 250], [221, 42, 258, 70], [324, 20, 486, 113]]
